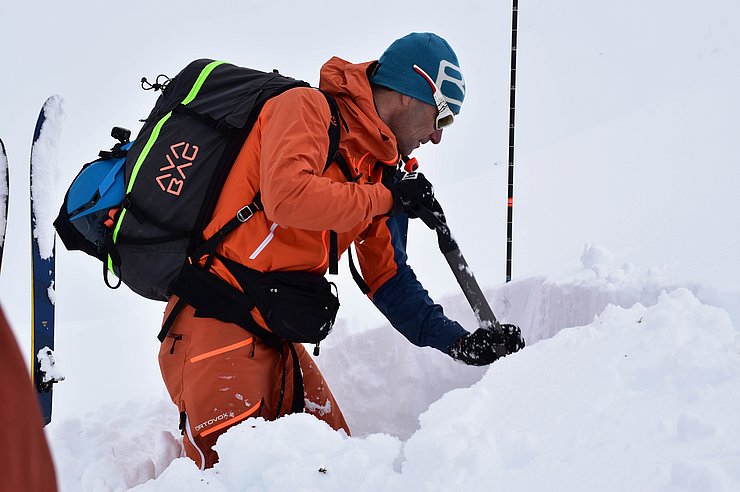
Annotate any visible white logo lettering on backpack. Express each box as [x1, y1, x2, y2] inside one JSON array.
[[156, 141, 199, 196]]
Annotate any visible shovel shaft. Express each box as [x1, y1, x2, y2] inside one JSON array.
[[413, 203, 504, 337], [442, 248, 500, 331]]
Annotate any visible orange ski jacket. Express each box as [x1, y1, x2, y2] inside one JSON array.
[[203, 57, 467, 353]]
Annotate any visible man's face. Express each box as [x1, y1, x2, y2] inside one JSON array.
[[390, 98, 445, 156]]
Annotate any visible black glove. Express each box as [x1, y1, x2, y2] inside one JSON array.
[[386, 172, 436, 216], [449, 324, 525, 366]]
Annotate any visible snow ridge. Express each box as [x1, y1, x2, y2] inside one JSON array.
[[47, 248, 740, 491]]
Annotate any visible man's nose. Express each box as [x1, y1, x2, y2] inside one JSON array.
[[430, 128, 443, 145]]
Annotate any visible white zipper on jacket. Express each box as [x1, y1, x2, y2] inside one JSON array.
[[249, 223, 279, 260]]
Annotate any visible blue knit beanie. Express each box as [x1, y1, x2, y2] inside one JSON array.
[[371, 32, 465, 114]]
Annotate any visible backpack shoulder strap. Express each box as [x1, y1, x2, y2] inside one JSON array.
[[192, 89, 345, 272], [318, 90, 351, 276], [319, 90, 344, 175]]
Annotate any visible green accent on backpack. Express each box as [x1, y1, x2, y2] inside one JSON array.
[[56, 57, 340, 301], [108, 60, 227, 274]]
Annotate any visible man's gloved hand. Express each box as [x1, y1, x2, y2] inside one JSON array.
[[386, 172, 436, 216], [449, 324, 525, 366]]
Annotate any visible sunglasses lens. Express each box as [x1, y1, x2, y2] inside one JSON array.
[[437, 113, 454, 130]]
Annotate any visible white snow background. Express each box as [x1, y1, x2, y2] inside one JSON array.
[[2, 0, 740, 490]]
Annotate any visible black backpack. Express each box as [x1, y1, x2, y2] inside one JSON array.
[[55, 58, 342, 302], [55, 59, 366, 415]]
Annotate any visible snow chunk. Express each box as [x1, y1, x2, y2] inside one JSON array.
[[305, 398, 332, 417], [48, 279, 56, 305], [31, 95, 65, 260], [36, 346, 64, 384], [580, 242, 614, 268]]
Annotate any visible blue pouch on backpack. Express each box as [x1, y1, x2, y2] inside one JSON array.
[[56, 140, 133, 260]]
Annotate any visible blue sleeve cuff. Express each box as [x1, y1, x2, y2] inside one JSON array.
[[372, 263, 469, 354]]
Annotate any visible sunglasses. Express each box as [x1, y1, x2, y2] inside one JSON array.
[[413, 64, 455, 130]]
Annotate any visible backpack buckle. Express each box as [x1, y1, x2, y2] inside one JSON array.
[[237, 204, 257, 222]]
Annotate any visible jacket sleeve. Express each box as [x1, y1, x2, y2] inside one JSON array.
[[258, 88, 393, 232], [355, 214, 468, 354]]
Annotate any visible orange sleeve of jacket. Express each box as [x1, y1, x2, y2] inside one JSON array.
[[258, 88, 393, 232]]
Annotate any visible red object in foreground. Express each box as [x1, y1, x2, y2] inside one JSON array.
[[0, 306, 58, 492]]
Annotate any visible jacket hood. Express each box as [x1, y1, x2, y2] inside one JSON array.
[[319, 57, 399, 164]]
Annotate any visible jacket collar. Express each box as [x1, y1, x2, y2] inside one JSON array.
[[319, 58, 400, 165]]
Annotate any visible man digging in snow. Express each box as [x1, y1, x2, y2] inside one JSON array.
[[158, 32, 525, 469]]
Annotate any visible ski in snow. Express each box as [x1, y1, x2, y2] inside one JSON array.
[[0, 138, 8, 273], [31, 95, 65, 425]]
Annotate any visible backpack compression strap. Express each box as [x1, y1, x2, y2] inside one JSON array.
[[188, 193, 264, 270], [326, 151, 372, 293], [164, 88, 345, 337], [187, 89, 343, 271]]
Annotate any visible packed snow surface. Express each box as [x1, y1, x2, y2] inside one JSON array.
[[46, 250, 740, 491]]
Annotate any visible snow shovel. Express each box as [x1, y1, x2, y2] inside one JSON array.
[[412, 201, 508, 359]]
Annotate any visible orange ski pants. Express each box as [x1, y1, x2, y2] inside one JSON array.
[[158, 298, 350, 469]]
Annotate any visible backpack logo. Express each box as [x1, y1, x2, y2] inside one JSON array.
[[156, 142, 199, 196]]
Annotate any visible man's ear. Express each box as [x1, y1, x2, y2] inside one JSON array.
[[399, 93, 413, 107]]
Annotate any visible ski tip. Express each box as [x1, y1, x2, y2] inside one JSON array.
[[43, 94, 65, 109], [43, 94, 65, 105], [40, 95, 66, 121], [34, 96, 66, 141]]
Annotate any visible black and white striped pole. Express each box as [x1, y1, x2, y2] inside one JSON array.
[[506, 0, 519, 283]]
